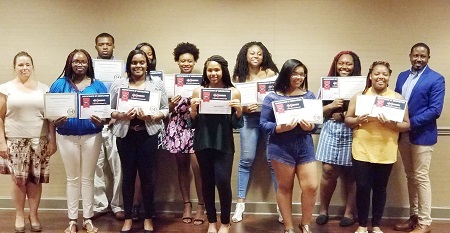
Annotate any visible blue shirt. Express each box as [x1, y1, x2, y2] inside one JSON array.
[[401, 65, 427, 101], [49, 77, 107, 136]]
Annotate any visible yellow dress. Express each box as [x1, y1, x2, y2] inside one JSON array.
[[352, 87, 400, 164]]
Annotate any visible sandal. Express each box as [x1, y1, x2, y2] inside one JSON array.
[[82, 219, 98, 233], [193, 203, 205, 225], [64, 220, 78, 233], [299, 224, 312, 233], [284, 229, 296, 233], [182, 202, 193, 224]]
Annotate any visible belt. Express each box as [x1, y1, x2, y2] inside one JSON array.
[[129, 125, 146, 131]]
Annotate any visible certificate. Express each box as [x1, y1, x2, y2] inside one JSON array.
[[93, 59, 124, 82], [199, 88, 232, 114], [164, 74, 175, 98], [272, 98, 323, 125], [234, 82, 257, 106], [150, 70, 164, 81], [355, 95, 376, 116], [355, 95, 407, 122], [116, 88, 161, 115], [79, 94, 111, 119], [257, 81, 275, 103], [371, 96, 407, 122], [320, 76, 366, 100], [44, 93, 77, 118], [174, 74, 202, 98]]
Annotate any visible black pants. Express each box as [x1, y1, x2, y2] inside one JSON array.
[[353, 159, 393, 227], [196, 149, 234, 224], [116, 130, 158, 219]]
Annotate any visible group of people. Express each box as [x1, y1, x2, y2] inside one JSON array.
[[0, 34, 444, 233]]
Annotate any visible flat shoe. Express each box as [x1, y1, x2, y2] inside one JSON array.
[[339, 217, 355, 227], [315, 214, 328, 225]]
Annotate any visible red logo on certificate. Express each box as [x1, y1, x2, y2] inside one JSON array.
[[82, 98, 90, 108], [275, 103, 285, 113], [376, 99, 384, 107], [121, 91, 129, 101], [259, 84, 266, 94], [203, 91, 210, 102], [323, 80, 330, 90], [176, 77, 184, 87]]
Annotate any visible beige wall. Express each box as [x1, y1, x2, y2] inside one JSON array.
[[0, 0, 449, 217]]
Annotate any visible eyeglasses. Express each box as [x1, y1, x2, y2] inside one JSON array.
[[72, 60, 88, 66], [291, 73, 305, 78]]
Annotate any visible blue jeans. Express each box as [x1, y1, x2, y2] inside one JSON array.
[[237, 114, 277, 199]]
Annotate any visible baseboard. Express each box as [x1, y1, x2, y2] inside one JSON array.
[[1, 198, 448, 220]]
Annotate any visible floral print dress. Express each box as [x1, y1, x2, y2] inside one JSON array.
[[163, 97, 194, 154]]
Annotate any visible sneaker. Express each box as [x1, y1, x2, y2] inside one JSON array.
[[277, 205, 284, 224], [231, 203, 245, 223]]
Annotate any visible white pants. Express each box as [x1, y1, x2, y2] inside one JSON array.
[[93, 126, 123, 213], [57, 133, 102, 219]]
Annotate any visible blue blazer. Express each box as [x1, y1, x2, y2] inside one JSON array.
[[395, 66, 445, 145]]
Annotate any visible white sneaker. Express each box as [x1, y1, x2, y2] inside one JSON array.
[[232, 203, 245, 223], [277, 205, 284, 223]]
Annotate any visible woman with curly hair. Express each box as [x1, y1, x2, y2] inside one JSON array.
[[231, 41, 283, 223], [163, 42, 206, 225]]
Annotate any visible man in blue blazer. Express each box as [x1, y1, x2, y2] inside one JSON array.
[[394, 43, 445, 233]]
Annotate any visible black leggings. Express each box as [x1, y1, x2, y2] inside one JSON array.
[[116, 130, 158, 219], [196, 149, 234, 224], [353, 159, 393, 227]]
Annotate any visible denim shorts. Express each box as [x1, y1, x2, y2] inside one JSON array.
[[267, 133, 316, 167]]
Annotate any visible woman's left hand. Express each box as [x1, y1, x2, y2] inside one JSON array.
[[229, 99, 242, 115], [0, 142, 9, 159], [46, 140, 57, 157], [377, 113, 390, 124], [299, 119, 315, 131], [90, 115, 104, 127], [136, 108, 155, 122]]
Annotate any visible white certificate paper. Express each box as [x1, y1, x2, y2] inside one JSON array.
[[234, 82, 257, 106], [272, 98, 323, 125], [371, 96, 407, 122], [164, 74, 175, 98], [79, 94, 111, 119], [320, 76, 366, 100], [257, 81, 275, 103], [199, 88, 232, 114], [355, 95, 407, 122], [44, 93, 77, 118], [116, 88, 161, 115], [174, 74, 202, 98], [150, 70, 164, 81], [93, 59, 124, 82]]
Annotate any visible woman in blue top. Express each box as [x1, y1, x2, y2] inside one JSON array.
[[50, 49, 106, 233], [260, 59, 318, 233]]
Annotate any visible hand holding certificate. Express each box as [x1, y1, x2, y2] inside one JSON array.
[[320, 76, 366, 100], [272, 98, 323, 125], [44, 93, 77, 119], [116, 88, 161, 116], [174, 74, 202, 98], [355, 95, 407, 122], [199, 88, 232, 114], [79, 94, 111, 119]]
